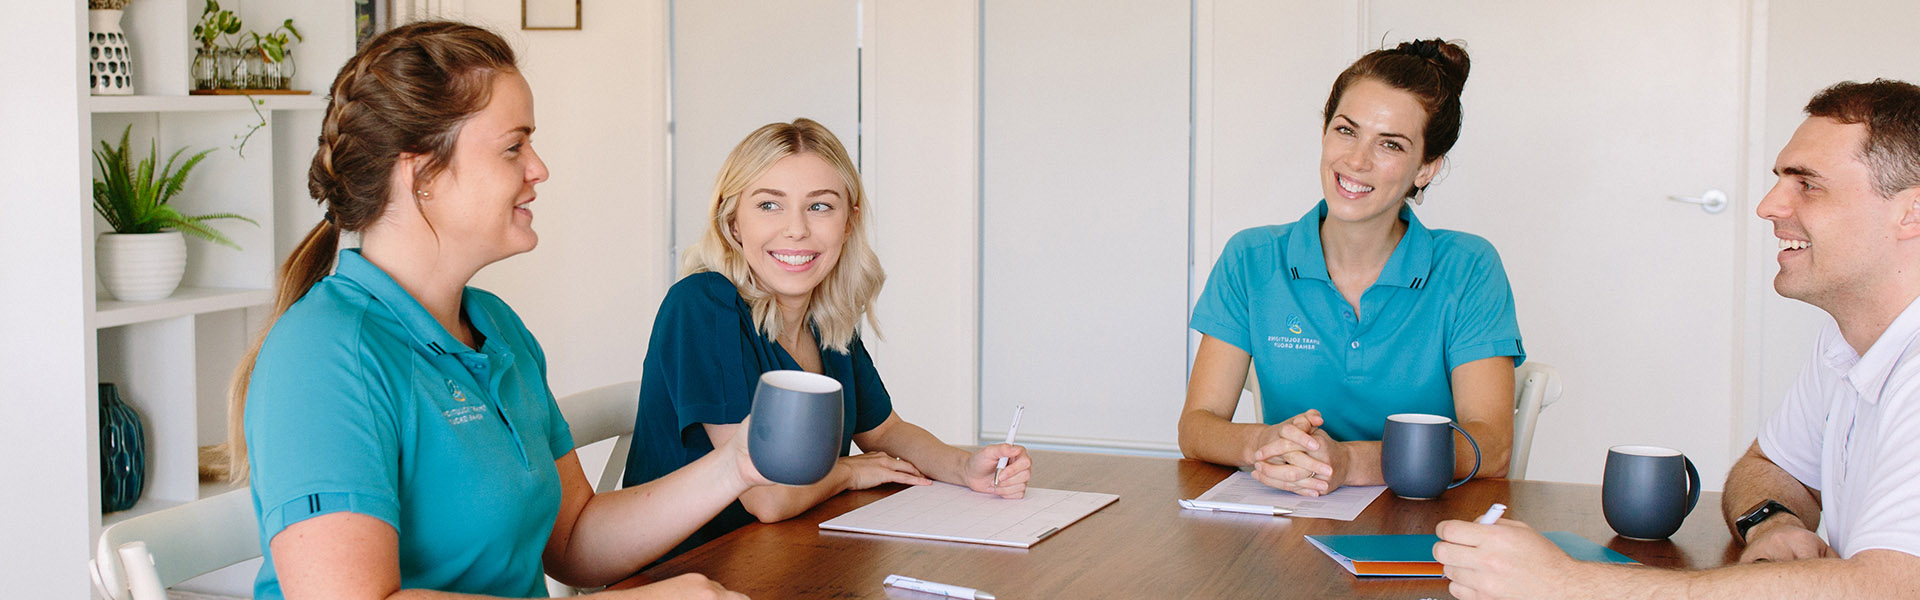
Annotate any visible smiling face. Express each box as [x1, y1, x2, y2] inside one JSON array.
[[416, 71, 548, 265], [1757, 117, 1908, 309], [1319, 78, 1442, 226], [729, 152, 851, 310]]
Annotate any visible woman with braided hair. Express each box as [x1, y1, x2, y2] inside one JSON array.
[[229, 21, 754, 599], [1178, 39, 1525, 496]]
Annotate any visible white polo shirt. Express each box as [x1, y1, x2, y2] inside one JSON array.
[[1759, 294, 1920, 558]]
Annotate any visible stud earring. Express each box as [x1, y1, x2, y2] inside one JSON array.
[[415, 189, 431, 200]]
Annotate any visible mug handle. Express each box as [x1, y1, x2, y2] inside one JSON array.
[[1445, 422, 1481, 490], [1682, 455, 1701, 515]]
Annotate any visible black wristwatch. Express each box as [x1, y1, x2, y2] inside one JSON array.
[[1734, 499, 1797, 542]]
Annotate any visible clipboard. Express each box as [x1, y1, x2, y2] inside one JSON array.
[[819, 482, 1118, 548]]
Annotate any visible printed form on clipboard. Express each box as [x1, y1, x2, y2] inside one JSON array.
[[818, 482, 1118, 548], [1184, 471, 1387, 521]]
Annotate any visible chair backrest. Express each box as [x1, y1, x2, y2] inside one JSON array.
[[554, 380, 641, 494], [1509, 361, 1563, 480], [1244, 361, 1563, 480], [1243, 365, 1263, 424], [90, 488, 260, 600], [548, 380, 642, 596]]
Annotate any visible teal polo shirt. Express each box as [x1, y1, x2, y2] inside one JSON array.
[[1191, 201, 1524, 441], [245, 249, 574, 598]]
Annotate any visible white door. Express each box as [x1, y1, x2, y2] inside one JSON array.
[[978, 0, 1193, 451], [1202, 0, 1751, 484]]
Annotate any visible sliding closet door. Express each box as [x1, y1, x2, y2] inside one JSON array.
[[979, 0, 1191, 451], [670, 0, 860, 266]]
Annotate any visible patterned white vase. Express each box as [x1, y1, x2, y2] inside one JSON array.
[[89, 9, 135, 96], [97, 232, 186, 302]]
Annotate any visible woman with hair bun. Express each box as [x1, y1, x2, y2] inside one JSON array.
[[624, 118, 1033, 559], [231, 21, 753, 599], [1178, 39, 1524, 496]]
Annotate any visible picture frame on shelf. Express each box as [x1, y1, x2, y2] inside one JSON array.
[[357, 0, 392, 48], [523, 0, 581, 30]]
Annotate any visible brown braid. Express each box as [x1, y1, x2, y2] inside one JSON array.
[[224, 21, 518, 481]]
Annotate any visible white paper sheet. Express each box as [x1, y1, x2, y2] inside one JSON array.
[[818, 482, 1118, 548], [1192, 471, 1386, 521]]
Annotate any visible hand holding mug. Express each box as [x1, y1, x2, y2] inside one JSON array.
[[717, 415, 773, 487]]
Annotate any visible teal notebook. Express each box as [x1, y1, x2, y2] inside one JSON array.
[[1306, 531, 1637, 577]]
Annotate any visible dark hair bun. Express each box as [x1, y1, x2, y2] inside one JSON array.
[[1394, 38, 1470, 95]]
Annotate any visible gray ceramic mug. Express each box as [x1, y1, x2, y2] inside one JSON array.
[[747, 370, 844, 485], [1382, 413, 1481, 500], [1602, 445, 1700, 540]]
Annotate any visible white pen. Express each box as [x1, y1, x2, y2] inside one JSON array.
[[1178, 498, 1293, 516], [994, 404, 1025, 487], [885, 574, 997, 600], [1475, 502, 1508, 524]]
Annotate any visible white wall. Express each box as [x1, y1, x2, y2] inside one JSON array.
[[459, 1, 672, 399], [1, 3, 95, 597]]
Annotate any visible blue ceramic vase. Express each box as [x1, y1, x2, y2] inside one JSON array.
[[99, 382, 147, 513]]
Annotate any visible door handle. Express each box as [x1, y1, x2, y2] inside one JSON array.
[[1667, 189, 1728, 214]]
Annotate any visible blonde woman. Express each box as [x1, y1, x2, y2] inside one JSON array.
[[625, 118, 1033, 558]]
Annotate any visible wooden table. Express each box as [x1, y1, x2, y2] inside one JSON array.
[[628, 450, 1736, 599]]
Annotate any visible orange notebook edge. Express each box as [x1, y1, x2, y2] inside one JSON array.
[[1350, 561, 1445, 577]]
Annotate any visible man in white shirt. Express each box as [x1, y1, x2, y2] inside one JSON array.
[[1435, 79, 1920, 599]]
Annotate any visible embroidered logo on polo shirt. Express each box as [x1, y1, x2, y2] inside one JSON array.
[[1268, 314, 1320, 352], [441, 379, 488, 426]]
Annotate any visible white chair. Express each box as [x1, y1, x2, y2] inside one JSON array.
[[1508, 362, 1563, 480], [1241, 361, 1563, 479], [88, 381, 647, 600], [547, 379, 642, 597], [89, 489, 260, 600]]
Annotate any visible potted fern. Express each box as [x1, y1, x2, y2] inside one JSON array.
[[93, 125, 257, 301]]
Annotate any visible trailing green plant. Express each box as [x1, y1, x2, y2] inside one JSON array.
[[89, 0, 132, 10], [92, 125, 257, 249], [247, 19, 303, 63], [191, 0, 242, 51]]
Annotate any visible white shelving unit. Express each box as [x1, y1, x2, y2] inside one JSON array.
[[85, 0, 353, 544]]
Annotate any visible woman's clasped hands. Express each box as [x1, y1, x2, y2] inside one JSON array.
[[1245, 409, 1353, 496]]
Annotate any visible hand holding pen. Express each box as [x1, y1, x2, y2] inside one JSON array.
[[969, 404, 1031, 498]]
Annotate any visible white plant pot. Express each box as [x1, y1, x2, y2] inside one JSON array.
[[97, 231, 187, 302]]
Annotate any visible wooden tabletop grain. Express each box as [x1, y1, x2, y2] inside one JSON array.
[[622, 450, 1737, 599]]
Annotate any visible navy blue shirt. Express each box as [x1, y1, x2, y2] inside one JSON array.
[[1191, 201, 1525, 441], [625, 271, 893, 558]]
